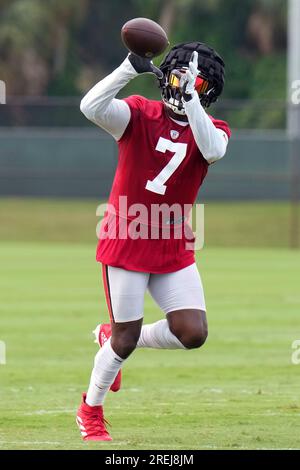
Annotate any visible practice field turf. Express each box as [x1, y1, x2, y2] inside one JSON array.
[[1, 238, 300, 449]]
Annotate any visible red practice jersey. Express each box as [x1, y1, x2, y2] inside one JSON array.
[[97, 95, 230, 273]]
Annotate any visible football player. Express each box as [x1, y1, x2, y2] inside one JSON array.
[[76, 42, 231, 441]]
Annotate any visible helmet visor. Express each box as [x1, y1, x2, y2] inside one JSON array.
[[168, 69, 210, 95]]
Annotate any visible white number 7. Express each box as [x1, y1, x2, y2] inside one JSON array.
[[145, 137, 188, 195]]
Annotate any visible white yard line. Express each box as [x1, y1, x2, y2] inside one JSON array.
[[0, 441, 62, 446], [20, 408, 75, 416]]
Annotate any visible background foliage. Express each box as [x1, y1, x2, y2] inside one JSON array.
[[0, 0, 287, 128]]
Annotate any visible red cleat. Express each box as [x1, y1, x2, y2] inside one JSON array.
[[93, 324, 122, 393], [76, 393, 112, 441]]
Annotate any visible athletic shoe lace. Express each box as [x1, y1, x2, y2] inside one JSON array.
[[85, 410, 110, 436]]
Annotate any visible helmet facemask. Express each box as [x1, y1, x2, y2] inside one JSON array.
[[161, 67, 214, 115]]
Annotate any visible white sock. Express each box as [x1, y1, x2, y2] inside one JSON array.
[[86, 338, 124, 406], [137, 319, 185, 349]]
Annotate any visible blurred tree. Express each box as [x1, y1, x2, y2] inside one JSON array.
[[0, 0, 87, 95], [0, 0, 288, 128]]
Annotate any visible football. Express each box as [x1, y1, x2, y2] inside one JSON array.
[[121, 17, 169, 58]]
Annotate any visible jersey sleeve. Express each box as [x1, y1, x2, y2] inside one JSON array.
[[209, 116, 231, 139], [123, 95, 147, 112]]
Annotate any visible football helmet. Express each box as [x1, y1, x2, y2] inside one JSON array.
[[158, 42, 225, 114]]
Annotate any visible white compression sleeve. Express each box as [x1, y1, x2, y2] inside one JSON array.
[[184, 93, 228, 163], [86, 338, 124, 406], [80, 57, 138, 141], [137, 319, 186, 350]]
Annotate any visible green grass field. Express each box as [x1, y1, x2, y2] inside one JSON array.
[[0, 199, 300, 450]]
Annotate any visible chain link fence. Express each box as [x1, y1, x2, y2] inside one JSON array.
[[0, 97, 287, 129]]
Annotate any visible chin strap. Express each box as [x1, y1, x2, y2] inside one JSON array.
[[164, 97, 186, 115]]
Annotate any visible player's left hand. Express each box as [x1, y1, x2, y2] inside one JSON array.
[[180, 51, 199, 100], [128, 53, 163, 79]]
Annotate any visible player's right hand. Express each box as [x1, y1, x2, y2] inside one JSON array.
[[179, 51, 199, 101], [128, 53, 163, 79]]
